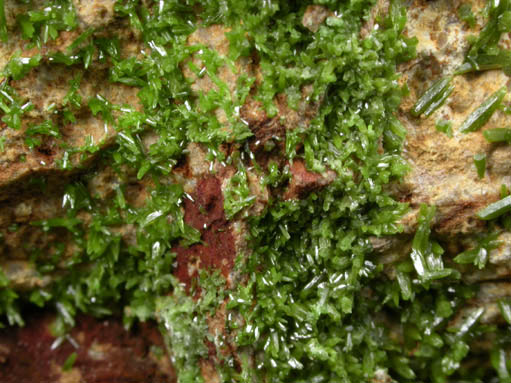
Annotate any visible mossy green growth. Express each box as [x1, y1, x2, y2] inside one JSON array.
[[16, 0, 77, 44], [0, 267, 23, 327], [0, 0, 7, 42], [0, 0, 509, 382]]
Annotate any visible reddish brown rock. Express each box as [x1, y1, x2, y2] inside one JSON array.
[[0, 312, 175, 383], [173, 176, 236, 290], [284, 160, 337, 200]]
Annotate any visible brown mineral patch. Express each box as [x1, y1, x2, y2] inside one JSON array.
[[173, 176, 236, 289], [284, 160, 336, 200], [302, 5, 332, 33], [241, 97, 286, 157], [73, 0, 117, 29], [199, 358, 222, 383], [0, 311, 175, 383]]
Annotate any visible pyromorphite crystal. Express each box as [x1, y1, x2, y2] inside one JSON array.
[[477, 195, 511, 220], [0, 0, 510, 382], [411, 77, 453, 118], [460, 87, 507, 133]]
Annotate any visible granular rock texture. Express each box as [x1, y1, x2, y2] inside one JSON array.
[[173, 176, 236, 290], [0, 312, 175, 383]]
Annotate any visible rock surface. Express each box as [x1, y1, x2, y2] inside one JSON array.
[[0, 312, 175, 383], [1, 0, 511, 380]]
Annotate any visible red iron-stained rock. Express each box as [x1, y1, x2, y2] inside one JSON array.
[[0, 312, 176, 383]]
